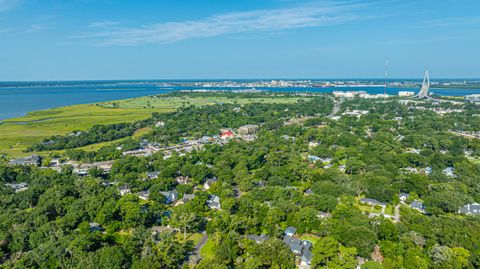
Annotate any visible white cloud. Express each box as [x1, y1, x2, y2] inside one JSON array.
[[74, 2, 367, 46], [26, 23, 48, 33], [0, 0, 20, 13], [416, 17, 480, 28], [88, 21, 120, 29]]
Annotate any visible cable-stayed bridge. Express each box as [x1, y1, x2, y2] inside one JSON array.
[[416, 70, 430, 99]]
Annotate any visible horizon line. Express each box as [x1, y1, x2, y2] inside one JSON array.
[[1, 77, 480, 83]]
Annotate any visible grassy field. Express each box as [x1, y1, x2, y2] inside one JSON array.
[[199, 238, 215, 260], [175, 232, 203, 245], [0, 104, 161, 157], [0, 94, 304, 158], [102, 94, 302, 109]]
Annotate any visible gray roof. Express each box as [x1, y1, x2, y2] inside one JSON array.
[[360, 198, 387, 207], [9, 155, 40, 166], [5, 182, 28, 191], [160, 190, 179, 203], [285, 226, 297, 235], [146, 171, 160, 179], [138, 191, 150, 198], [411, 200, 426, 211], [247, 234, 269, 244], [443, 167, 455, 176], [304, 189, 314, 195], [301, 249, 312, 263], [283, 235, 303, 254], [302, 240, 312, 251], [182, 194, 195, 202], [458, 203, 480, 215], [89, 222, 103, 232], [207, 195, 221, 209]]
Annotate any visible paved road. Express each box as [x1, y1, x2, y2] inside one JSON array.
[[329, 99, 342, 117], [393, 205, 400, 222], [180, 232, 208, 268], [195, 233, 208, 254]]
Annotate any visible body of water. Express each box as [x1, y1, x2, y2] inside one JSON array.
[[1, 81, 479, 120]]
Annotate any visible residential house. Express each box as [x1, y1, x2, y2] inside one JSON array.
[[283, 236, 304, 255], [119, 185, 131, 196], [458, 203, 480, 215], [204, 177, 218, 190], [237, 124, 258, 135], [146, 171, 160, 180], [9, 155, 41, 166], [410, 200, 427, 214], [175, 194, 196, 206], [304, 189, 314, 195], [282, 227, 313, 267], [308, 141, 319, 149], [399, 193, 410, 202], [443, 167, 455, 177], [175, 176, 191, 185], [308, 155, 321, 162], [247, 234, 269, 244], [49, 158, 62, 167], [285, 226, 297, 237], [317, 211, 332, 219], [360, 198, 387, 208], [138, 191, 150, 201], [73, 168, 89, 176], [402, 167, 419, 174], [89, 222, 103, 232], [160, 190, 179, 204], [72, 161, 114, 176], [281, 135, 296, 141], [5, 182, 28, 193], [423, 166, 432, 175], [220, 131, 234, 140], [207, 195, 221, 210], [301, 248, 313, 267], [319, 157, 333, 164]]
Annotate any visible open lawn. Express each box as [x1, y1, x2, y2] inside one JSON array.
[[0, 94, 305, 158], [175, 232, 203, 245], [299, 234, 320, 244], [199, 238, 215, 260]]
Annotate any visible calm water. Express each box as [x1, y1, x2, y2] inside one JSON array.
[[1, 81, 479, 120]]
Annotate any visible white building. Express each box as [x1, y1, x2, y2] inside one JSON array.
[[465, 94, 480, 103], [398, 91, 415, 97]]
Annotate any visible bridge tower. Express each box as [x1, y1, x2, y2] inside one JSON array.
[[416, 70, 430, 98]]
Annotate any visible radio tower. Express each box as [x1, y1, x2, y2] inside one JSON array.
[[384, 59, 388, 95]]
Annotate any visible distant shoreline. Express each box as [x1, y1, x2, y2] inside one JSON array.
[[1, 85, 479, 121]]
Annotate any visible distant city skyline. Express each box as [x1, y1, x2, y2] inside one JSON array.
[[0, 0, 479, 80]]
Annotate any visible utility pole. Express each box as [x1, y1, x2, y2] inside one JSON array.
[[384, 59, 388, 96]]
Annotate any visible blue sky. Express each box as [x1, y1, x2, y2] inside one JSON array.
[[0, 0, 479, 80]]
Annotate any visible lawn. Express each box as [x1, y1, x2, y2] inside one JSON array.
[[199, 238, 215, 260], [0, 94, 305, 158], [175, 232, 203, 245], [300, 234, 320, 244], [357, 204, 383, 214], [384, 205, 395, 216]]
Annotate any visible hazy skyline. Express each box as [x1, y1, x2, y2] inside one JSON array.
[[1, 0, 479, 80]]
